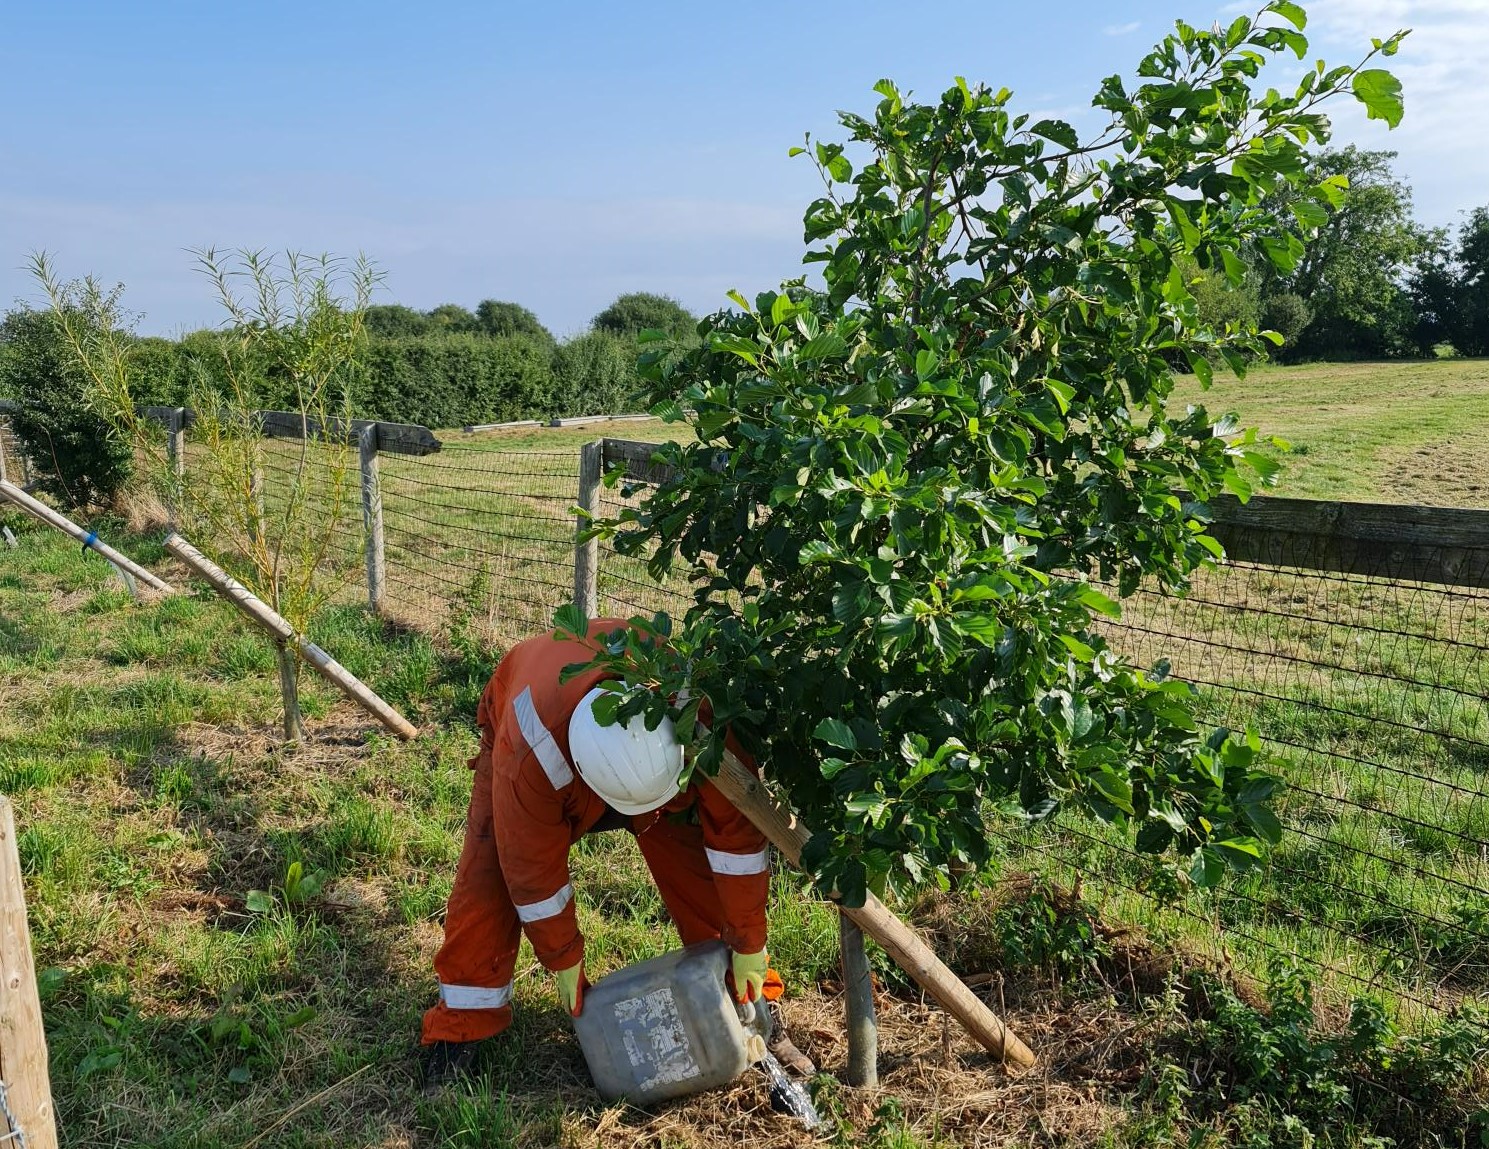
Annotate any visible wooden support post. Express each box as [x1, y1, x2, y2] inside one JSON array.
[[840, 912, 879, 1086], [275, 641, 305, 742], [574, 440, 602, 617], [0, 796, 60, 1149], [358, 425, 385, 613], [0, 480, 176, 594], [705, 748, 1037, 1070], [163, 533, 418, 740], [0, 428, 9, 484], [167, 408, 186, 478]]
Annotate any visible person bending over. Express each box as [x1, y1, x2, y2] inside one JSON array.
[[420, 617, 814, 1087]]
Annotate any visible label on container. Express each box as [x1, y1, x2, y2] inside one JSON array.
[[614, 987, 701, 1092]]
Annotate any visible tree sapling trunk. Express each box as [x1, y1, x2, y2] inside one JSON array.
[[276, 640, 304, 742], [840, 911, 879, 1087]]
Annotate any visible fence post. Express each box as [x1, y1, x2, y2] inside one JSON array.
[[167, 408, 186, 478], [574, 440, 603, 617], [840, 913, 879, 1086], [358, 425, 385, 613], [0, 796, 60, 1149], [0, 427, 8, 484]]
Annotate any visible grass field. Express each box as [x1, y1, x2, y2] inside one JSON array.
[[4, 369, 1489, 1146], [1170, 357, 1489, 508]]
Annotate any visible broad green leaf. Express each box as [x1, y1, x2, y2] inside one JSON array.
[[814, 717, 858, 750], [553, 603, 588, 639], [1076, 586, 1122, 619], [1029, 118, 1080, 149], [1268, 0, 1306, 30], [1352, 68, 1404, 129]]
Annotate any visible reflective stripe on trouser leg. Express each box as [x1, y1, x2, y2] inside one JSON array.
[[423, 748, 524, 1045], [705, 846, 770, 875], [440, 982, 513, 1010], [514, 882, 573, 923]]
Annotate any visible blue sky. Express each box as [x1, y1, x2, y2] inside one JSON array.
[[2, 0, 1480, 337]]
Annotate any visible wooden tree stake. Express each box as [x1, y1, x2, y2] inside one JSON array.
[[0, 797, 59, 1149], [0, 480, 175, 593], [164, 533, 418, 740], [706, 747, 1037, 1070], [574, 440, 603, 617], [358, 425, 386, 613]]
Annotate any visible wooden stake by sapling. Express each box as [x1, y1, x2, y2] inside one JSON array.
[[164, 533, 417, 741], [0, 796, 60, 1149], [0, 479, 175, 594], [705, 746, 1037, 1070]]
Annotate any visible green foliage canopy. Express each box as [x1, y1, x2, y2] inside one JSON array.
[[592, 292, 697, 340], [567, 6, 1407, 905], [0, 307, 134, 508]]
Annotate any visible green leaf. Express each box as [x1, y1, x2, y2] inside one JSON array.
[[1029, 118, 1080, 149], [284, 1005, 318, 1027], [814, 718, 858, 750], [553, 603, 588, 640], [245, 889, 275, 914], [228, 1065, 252, 1085], [1189, 847, 1226, 887], [915, 349, 939, 381], [799, 540, 836, 565], [1268, 0, 1306, 30], [799, 332, 848, 361], [1076, 586, 1122, 620], [1186, 352, 1213, 389], [1352, 69, 1404, 129]]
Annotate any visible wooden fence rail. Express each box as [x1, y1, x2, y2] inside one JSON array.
[[596, 438, 1489, 590]]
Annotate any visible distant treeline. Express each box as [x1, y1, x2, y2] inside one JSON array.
[[112, 291, 698, 429]]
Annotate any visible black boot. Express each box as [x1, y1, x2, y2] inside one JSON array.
[[420, 1040, 481, 1094]]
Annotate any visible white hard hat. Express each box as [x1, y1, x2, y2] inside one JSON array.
[[567, 687, 684, 816]]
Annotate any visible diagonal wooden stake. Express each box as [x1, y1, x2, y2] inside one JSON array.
[[705, 748, 1037, 1070]]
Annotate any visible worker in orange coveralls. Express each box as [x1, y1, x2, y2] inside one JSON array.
[[420, 617, 815, 1088]]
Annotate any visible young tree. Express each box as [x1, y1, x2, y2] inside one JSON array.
[[568, 5, 1406, 904], [34, 250, 377, 740]]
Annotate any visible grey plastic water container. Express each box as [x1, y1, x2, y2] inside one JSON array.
[[573, 940, 767, 1104]]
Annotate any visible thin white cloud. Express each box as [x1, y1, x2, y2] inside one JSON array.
[[1104, 21, 1141, 35]]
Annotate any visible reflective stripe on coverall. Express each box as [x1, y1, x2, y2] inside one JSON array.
[[421, 618, 782, 1045]]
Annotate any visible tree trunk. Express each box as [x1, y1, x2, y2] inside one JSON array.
[[840, 912, 879, 1087], [276, 641, 304, 743]]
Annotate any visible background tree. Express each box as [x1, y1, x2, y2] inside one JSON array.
[[364, 303, 430, 338], [1258, 147, 1424, 360], [425, 303, 479, 334], [0, 307, 134, 508], [475, 298, 555, 349], [570, 5, 1406, 904], [1412, 206, 1489, 357], [592, 292, 697, 340]]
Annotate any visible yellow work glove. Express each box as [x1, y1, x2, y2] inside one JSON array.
[[731, 949, 769, 1004], [555, 961, 588, 1018]]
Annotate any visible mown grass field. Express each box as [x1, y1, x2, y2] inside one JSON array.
[[4, 369, 1489, 1146]]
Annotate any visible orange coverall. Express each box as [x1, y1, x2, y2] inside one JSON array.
[[422, 618, 781, 1045]]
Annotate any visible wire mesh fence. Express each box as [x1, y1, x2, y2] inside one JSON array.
[[1012, 549, 1489, 1022], [20, 407, 1480, 1030]]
